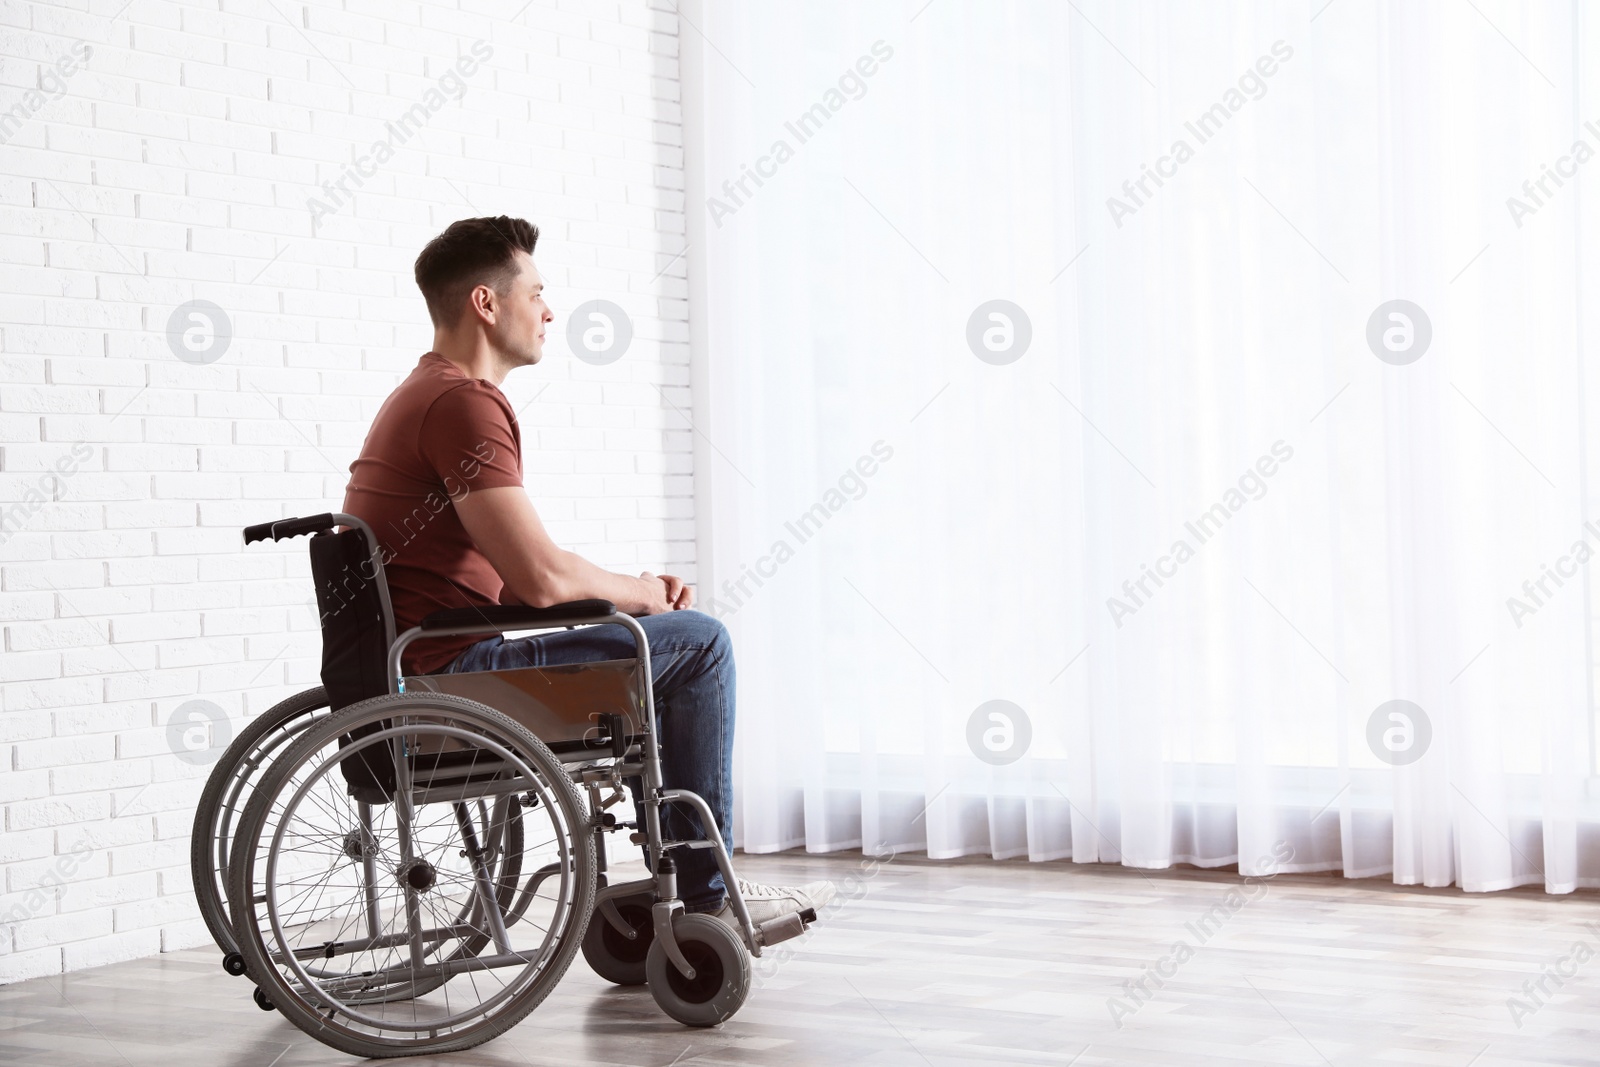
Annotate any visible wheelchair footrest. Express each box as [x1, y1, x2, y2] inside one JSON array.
[[756, 907, 817, 949]]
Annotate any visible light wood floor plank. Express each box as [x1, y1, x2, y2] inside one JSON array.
[[1, 852, 1597, 1065]]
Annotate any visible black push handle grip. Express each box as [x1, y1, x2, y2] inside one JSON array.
[[242, 513, 336, 545]]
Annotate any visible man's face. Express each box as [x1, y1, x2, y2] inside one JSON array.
[[488, 250, 552, 367]]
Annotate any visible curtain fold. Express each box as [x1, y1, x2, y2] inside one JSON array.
[[682, 0, 1600, 893]]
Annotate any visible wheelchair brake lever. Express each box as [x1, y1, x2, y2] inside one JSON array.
[[599, 713, 627, 761]]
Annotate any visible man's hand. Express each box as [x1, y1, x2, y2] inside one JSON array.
[[639, 572, 693, 614]]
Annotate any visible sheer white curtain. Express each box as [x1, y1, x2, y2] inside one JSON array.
[[679, 0, 1600, 892]]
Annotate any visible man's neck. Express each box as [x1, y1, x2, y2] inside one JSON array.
[[431, 333, 509, 387]]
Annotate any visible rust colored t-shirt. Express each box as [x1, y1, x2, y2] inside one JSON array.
[[341, 352, 523, 674]]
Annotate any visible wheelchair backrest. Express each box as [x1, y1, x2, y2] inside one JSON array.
[[307, 526, 407, 798], [310, 527, 395, 711]]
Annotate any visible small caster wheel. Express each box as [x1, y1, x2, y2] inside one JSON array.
[[645, 913, 750, 1027], [583, 893, 655, 985], [253, 986, 276, 1012], [222, 952, 247, 977]]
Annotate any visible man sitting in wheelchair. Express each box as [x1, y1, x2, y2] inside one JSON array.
[[342, 215, 834, 934]]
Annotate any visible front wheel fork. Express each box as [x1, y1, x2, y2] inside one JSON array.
[[650, 855, 695, 979]]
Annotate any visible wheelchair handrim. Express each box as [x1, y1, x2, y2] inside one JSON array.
[[191, 687, 330, 959], [211, 710, 327, 915]]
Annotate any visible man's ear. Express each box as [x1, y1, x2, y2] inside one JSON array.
[[469, 283, 497, 325]]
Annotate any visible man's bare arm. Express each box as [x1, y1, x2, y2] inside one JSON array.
[[453, 486, 691, 615]]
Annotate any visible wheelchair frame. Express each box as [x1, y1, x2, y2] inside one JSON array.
[[193, 512, 811, 1057]]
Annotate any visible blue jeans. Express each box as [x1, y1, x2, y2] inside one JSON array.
[[440, 610, 735, 912]]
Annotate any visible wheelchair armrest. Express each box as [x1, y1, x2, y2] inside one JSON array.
[[418, 600, 618, 632]]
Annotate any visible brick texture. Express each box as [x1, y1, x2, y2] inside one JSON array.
[[0, 0, 689, 982]]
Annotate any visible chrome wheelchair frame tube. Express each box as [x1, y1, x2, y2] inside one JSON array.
[[385, 614, 763, 957]]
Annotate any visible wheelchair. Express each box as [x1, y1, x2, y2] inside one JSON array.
[[190, 512, 814, 1058]]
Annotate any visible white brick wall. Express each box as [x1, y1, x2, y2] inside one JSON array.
[[0, 0, 690, 982]]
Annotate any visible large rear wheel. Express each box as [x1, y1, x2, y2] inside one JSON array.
[[226, 692, 595, 1058]]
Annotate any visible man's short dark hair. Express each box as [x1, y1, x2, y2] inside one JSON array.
[[414, 216, 539, 329]]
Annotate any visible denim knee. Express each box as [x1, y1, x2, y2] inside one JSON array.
[[656, 609, 731, 656]]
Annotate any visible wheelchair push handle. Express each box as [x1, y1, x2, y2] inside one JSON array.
[[242, 513, 337, 545]]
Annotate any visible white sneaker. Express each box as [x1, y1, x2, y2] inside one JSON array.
[[706, 878, 836, 929]]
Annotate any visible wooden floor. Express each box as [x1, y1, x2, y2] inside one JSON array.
[[1, 850, 1597, 1066]]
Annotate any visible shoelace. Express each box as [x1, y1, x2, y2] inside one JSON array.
[[735, 879, 795, 900]]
